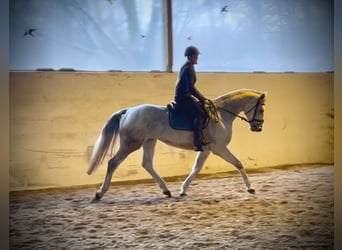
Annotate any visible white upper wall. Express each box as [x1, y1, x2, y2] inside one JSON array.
[[10, 0, 333, 72]]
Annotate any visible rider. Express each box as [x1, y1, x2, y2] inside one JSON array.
[[174, 46, 209, 151]]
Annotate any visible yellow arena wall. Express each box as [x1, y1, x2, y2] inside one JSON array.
[[9, 72, 333, 191]]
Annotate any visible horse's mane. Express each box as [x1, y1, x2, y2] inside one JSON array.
[[213, 89, 263, 108]]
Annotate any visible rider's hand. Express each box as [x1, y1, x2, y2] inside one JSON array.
[[203, 98, 210, 105]]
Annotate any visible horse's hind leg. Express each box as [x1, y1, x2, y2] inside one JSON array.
[[142, 139, 171, 197], [94, 146, 134, 201], [212, 146, 255, 194]]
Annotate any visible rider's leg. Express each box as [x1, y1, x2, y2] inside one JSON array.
[[192, 102, 209, 151]]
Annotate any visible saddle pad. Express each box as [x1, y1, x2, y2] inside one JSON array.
[[168, 111, 194, 131]]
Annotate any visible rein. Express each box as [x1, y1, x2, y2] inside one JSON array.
[[219, 107, 250, 123], [218, 96, 264, 125]]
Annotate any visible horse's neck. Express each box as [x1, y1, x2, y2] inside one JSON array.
[[220, 96, 247, 115], [222, 90, 260, 110], [217, 93, 256, 123]]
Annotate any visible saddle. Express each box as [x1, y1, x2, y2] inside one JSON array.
[[167, 102, 209, 131]]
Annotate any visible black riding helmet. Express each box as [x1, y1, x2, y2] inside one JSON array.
[[184, 46, 200, 57]]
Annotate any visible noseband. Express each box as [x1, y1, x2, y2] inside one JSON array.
[[219, 96, 264, 126]]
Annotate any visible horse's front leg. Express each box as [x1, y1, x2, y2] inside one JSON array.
[[180, 151, 210, 196], [212, 146, 255, 194]]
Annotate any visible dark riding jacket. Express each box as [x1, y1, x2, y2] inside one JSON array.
[[175, 62, 205, 104]]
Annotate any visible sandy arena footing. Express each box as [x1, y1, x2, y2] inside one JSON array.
[[10, 165, 333, 249]]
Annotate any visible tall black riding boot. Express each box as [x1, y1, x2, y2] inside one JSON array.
[[193, 117, 209, 151]]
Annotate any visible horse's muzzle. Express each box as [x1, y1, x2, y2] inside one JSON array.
[[250, 125, 262, 132]]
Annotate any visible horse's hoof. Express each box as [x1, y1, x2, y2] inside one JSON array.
[[179, 193, 187, 197], [91, 197, 100, 203], [94, 192, 102, 201], [163, 190, 172, 198], [247, 188, 255, 194]]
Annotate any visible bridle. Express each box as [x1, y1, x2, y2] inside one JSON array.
[[218, 95, 265, 126]]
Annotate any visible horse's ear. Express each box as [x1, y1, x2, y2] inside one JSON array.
[[260, 92, 266, 99]]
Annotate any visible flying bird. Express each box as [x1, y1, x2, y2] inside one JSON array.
[[221, 5, 228, 13], [187, 35, 192, 40], [140, 34, 146, 38], [24, 28, 37, 37]]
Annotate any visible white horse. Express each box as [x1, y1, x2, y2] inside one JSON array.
[[88, 88, 266, 200]]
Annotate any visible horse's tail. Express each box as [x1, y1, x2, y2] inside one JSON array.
[[87, 109, 127, 175]]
